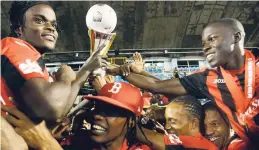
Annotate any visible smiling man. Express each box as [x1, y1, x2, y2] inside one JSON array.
[[107, 18, 259, 147], [8, 2, 58, 53], [0, 1, 105, 149], [203, 102, 248, 150], [79, 82, 151, 150], [1, 1, 103, 123], [2, 82, 152, 150], [1, 2, 105, 149], [164, 95, 217, 149], [204, 103, 230, 148]]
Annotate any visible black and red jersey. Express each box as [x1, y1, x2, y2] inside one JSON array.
[[1, 37, 50, 107], [179, 50, 259, 147]]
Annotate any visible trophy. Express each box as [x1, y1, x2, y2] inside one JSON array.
[[86, 4, 117, 77]]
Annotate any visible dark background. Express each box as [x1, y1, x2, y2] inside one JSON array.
[[1, 1, 259, 54]]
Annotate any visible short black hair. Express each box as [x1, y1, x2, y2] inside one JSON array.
[[9, 1, 50, 37], [208, 18, 245, 38], [171, 95, 203, 120], [203, 102, 230, 127]]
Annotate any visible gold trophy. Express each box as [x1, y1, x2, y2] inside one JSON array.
[[86, 4, 117, 77], [88, 29, 116, 56]]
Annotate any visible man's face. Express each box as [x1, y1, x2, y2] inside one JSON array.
[[202, 23, 235, 68], [204, 108, 229, 148], [88, 100, 129, 144], [19, 4, 58, 53], [165, 103, 193, 136]]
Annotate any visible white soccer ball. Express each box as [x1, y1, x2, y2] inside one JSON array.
[[86, 4, 117, 34]]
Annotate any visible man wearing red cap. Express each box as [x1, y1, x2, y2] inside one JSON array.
[[3, 82, 159, 150]]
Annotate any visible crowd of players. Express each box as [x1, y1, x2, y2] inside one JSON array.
[[1, 1, 259, 150]]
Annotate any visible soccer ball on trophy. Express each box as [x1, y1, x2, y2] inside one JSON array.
[[86, 4, 117, 56], [86, 4, 117, 34], [86, 4, 117, 77]]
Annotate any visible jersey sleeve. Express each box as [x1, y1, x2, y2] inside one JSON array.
[[179, 69, 207, 98], [1, 38, 49, 93]]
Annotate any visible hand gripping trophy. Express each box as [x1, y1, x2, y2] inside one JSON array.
[[86, 4, 117, 77]]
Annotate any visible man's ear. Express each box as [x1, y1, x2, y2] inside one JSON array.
[[234, 32, 241, 44], [15, 27, 23, 37], [191, 118, 199, 129]]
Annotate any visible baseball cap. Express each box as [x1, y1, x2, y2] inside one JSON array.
[[84, 82, 144, 116]]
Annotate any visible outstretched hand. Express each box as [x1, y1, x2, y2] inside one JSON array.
[[117, 52, 144, 76], [130, 52, 144, 73], [101, 52, 145, 77]]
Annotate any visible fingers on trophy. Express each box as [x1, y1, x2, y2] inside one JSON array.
[[86, 4, 117, 77]]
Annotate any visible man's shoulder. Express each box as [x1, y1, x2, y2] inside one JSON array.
[[2, 37, 29, 47], [227, 138, 248, 150], [1, 37, 41, 63], [1, 37, 38, 55], [179, 133, 218, 149], [129, 143, 152, 150], [187, 67, 218, 76]]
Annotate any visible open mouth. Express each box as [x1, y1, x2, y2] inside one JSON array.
[[90, 124, 107, 135], [208, 137, 220, 142], [206, 53, 215, 61]]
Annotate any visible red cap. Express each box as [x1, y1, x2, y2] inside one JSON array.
[[85, 82, 144, 116]]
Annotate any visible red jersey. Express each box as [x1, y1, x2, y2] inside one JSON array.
[[164, 133, 218, 150], [1, 37, 50, 107], [117, 140, 151, 150]]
